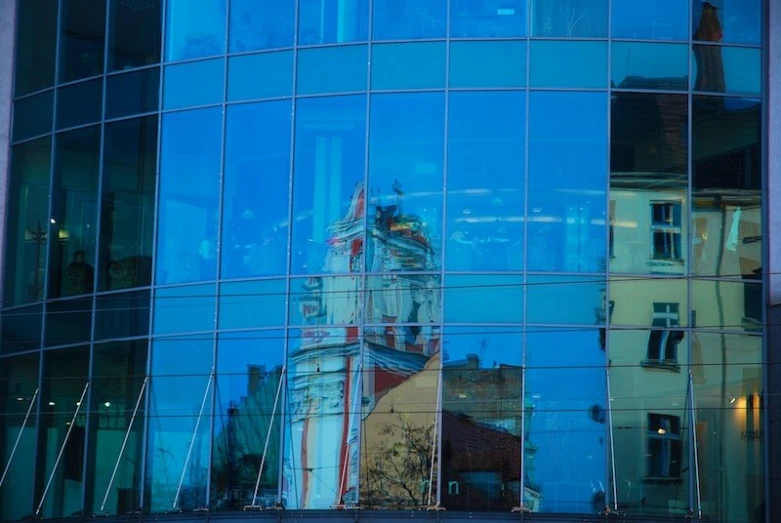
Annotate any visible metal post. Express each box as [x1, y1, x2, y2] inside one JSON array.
[[335, 363, 361, 508], [689, 370, 702, 519], [172, 371, 214, 511], [0, 388, 39, 490], [606, 368, 618, 512], [98, 377, 148, 514], [246, 366, 286, 509], [36, 382, 90, 516]]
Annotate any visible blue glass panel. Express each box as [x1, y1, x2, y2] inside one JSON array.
[[444, 274, 523, 323], [218, 279, 287, 330], [297, 45, 367, 95], [612, 0, 688, 40], [44, 297, 92, 347], [211, 332, 284, 508], [364, 273, 442, 324], [94, 290, 151, 341], [526, 275, 604, 324], [367, 93, 445, 271], [530, 0, 608, 37], [291, 95, 366, 274], [611, 42, 688, 90], [450, 0, 526, 37], [56, 78, 102, 129], [164, 58, 224, 109], [529, 40, 607, 88], [371, 0, 447, 40], [153, 283, 216, 335], [371, 42, 446, 90], [147, 336, 213, 512], [441, 327, 523, 511], [298, 0, 369, 45], [165, 0, 226, 61], [610, 92, 688, 275], [526, 329, 606, 513], [156, 108, 222, 285], [446, 91, 524, 271], [12, 91, 53, 142], [449, 40, 526, 88], [0, 304, 42, 354], [229, 0, 295, 53], [227, 51, 294, 102], [105, 67, 160, 119], [692, 45, 760, 95], [221, 100, 291, 279], [528, 92, 607, 272], [289, 276, 361, 326], [693, 0, 761, 45], [284, 328, 361, 508]]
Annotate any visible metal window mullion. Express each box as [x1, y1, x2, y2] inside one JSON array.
[[519, 0, 532, 510], [355, 0, 373, 507], [31, 0, 64, 512], [201, 0, 232, 509], [432, 0, 452, 509], [139, 0, 168, 511], [604, 0, 616, 511], [278, 0, 302, 506], [80, 0, 112, 512], [686, 0, 696, 512]]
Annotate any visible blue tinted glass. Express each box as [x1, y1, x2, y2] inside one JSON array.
[[368, 93, 445, 271], [291, 95, 366, 274], [229, 0, 295, 53], [693, 45, 760, 95], [612, 42, 688, 90], [164, 58, 224, 109], [44, 297, 92, 347], [449, 40, 525, 88], [289, 276, 361, 325], [211, 332, 284, 507], [371, 42, 446, 90], [13, 91, 53, 141], [56, 78, 102, 129], [218, 279, 287, 330], [165, 0, 226, 61], [94, 290, 151, 341], [105, 67, 160, 119], [530, 40, 607, 88], [227, 51, 293, 102], [526, 329, 606, 513], [693, 0, 761, 45], [612, 0, 688, 40], [444, 275, 523, 323], [297, 45, 367, 95], [222, 101, 291, 279], [450, 0, 526, 37], [371, 0, 447, 40], [156, 108, 222, 285], [153, 283, 216, 335], [298, 0, 369, 45], [531, 0, 608, 37], [526, 275, 604, 324], [528, 92, 607, 272], [147, 336, 213, 512], [446, 91, 524, 271], [441, 327, 523, 511]]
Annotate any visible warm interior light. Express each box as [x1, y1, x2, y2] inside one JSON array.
[[657, 428, 666, 435], [730, 397, 736, 404]]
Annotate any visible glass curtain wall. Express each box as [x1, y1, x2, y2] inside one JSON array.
[[0, 0, 766, 521]]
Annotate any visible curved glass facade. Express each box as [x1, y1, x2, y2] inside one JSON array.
[[0, 0, 766, 521]]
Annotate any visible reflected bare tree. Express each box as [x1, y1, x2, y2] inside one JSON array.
[[362, 415, 436, 509]]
